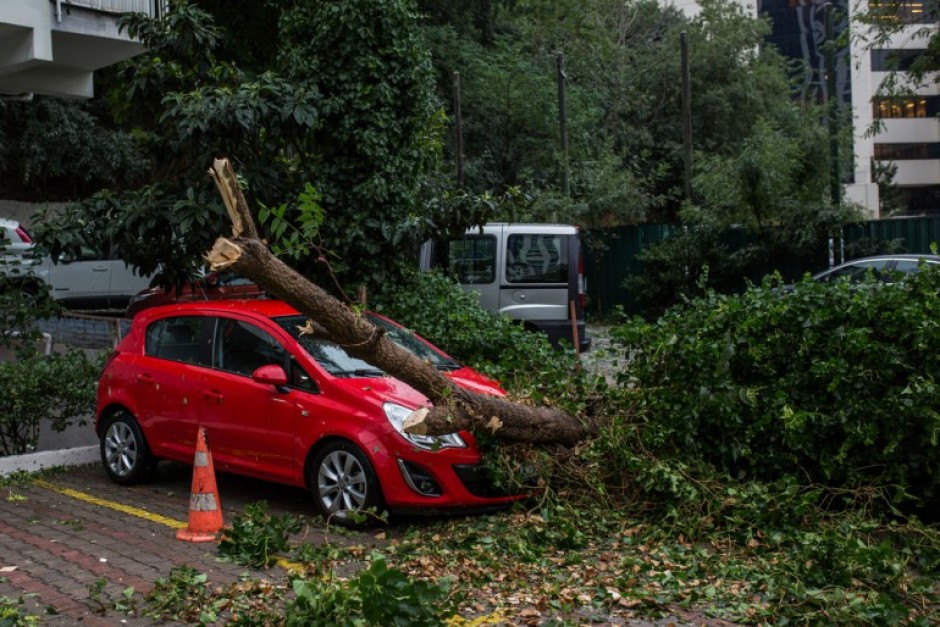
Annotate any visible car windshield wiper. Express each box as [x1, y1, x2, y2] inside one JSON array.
[[333, 368, 385, 378], [435, 362, 462, 371]]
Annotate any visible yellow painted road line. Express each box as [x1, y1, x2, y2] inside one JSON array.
[[34, 479, 187, 529], [33, 479, 305, 572]]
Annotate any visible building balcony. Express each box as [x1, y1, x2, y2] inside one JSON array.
[[0, 1, 163, 99]]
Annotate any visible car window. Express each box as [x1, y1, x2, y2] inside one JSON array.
[[818, 259, 890, 283], [436, 235, 496, 285], [893, 259, 940, 275], [216, 318, 287, 377], [145, 316, 214, 366], [506, 234, 568, 284]]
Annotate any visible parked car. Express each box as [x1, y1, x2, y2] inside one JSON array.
[[0, 243, 153, 310], [126, 271, 265, 318], [811, 254, 940, 283], [419, 223, 591, 351], [0, 218, 34, 258], [96, 299, 521, 525]]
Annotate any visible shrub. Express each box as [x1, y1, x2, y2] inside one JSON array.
[[612, 267, 940, 510], [0, 350, 99, 456], [373, 269, 581, 399]]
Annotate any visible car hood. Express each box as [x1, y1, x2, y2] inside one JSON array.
[[341, 367, 503, 410]]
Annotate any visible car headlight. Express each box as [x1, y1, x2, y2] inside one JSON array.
[[383, 402, 466, 450]]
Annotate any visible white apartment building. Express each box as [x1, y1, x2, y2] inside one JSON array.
[[666, 0, 940, 217], [0, 0, 161, 99]]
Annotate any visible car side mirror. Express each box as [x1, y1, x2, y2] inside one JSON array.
[[252, 364, 289, 393]]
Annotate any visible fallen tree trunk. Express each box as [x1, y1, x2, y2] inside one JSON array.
[[205, 158, 590, 445]]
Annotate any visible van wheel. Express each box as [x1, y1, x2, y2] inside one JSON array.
[[309, 441, 384, 527], [100, 412, 156, 485]]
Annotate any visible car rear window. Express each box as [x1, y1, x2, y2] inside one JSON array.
[[145, 317, 214, 366], [506, 234, 568, 284]]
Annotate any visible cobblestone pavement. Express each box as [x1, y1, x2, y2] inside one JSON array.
[[0, 463, 380, 625]]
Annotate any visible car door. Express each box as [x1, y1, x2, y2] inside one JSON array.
[[47, 247, 112, 306], [499, 231, 570, 323], [199, 315, 298, 482], [135, 315, 215, 461], [104, 245, 154, 308]]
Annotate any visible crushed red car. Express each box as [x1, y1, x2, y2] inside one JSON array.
[[98, 299, 521, 525]]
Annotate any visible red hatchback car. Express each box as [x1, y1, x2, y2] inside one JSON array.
[[97, 300, 519, 525]]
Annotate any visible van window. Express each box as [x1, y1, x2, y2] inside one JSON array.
[[506, 234, 568, 284], [436, 235, 496, 285]]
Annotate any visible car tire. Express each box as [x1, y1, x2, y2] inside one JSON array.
[[99, 411, 156, 485], [309, 441, 384, 527]]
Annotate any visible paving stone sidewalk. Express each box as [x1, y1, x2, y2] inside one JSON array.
[[0, 463, 365, 625]]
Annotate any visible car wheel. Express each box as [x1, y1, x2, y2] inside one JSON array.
[[100, 412, 156, 485], [310, 441, 384, 527]]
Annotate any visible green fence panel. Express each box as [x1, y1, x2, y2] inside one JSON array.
[[584, 217, 940, 317]]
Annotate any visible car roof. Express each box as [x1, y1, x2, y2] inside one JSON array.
[[142, 298, 301, 320], [837, 254, 940, 263]]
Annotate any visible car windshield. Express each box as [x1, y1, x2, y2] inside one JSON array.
[[273, 313, 459, 377]]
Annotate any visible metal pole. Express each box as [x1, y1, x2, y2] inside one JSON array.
[[825, 4, 842, 207], [453, 71, 464, 189], [680, 31, 693, 203], [557, 53, 570, 197]]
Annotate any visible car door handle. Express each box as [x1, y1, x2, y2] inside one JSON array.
[[203, 390, 224, 404], [136, 374, 154, 385], [92, 266, 109, 272]]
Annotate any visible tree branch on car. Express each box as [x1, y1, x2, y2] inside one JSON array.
[[204, 158, 591, 445]]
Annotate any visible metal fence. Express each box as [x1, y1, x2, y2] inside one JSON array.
[[34, 312, 131, 350], [584, 216, 940, 316]]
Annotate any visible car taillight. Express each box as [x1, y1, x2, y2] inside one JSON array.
[[577, 251, 587, 312], [15, 226, 32, 244]]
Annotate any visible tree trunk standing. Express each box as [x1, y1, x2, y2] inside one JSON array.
[[205, 159, 590, 445]]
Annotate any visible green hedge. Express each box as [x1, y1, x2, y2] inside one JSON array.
[[0, 351, 99, 456], [613, 268, 940, 509]]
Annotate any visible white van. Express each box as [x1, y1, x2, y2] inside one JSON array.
[[419, 223, 591, 351]]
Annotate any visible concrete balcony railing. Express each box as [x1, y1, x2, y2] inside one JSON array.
[[52, 0, 165, 19]]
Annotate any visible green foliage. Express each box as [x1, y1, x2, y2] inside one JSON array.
[[611, 266, 940, 510], [372, 269, 581, 395], [258, 183, 326, 262], [0, 351, 99, 456], [0, 97, 149, 202], [0, 595, 38, 626], [277, 0, 440, 288], [218, 501, 303, 568], [286, 553, 454, 626], [144, 566, 218, 624]]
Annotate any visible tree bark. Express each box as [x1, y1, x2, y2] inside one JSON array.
[[205, 158, 589, 445]]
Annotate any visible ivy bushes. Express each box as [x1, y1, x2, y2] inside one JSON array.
[[613, 268, 940, 510]]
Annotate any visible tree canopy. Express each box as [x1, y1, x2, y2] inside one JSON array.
[[1, 0, 856, 297]]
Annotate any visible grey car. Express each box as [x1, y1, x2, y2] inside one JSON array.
[[812, 254, 940, 283]]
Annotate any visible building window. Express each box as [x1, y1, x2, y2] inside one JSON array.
[[874, 143, 940, 159], [871, 48, 927, 71], [868, 1, 938, 24], [899, 185, 940, 213], [873, 96, 940, 118]]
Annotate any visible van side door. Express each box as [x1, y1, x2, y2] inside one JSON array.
[[499, 231, 570, 324]]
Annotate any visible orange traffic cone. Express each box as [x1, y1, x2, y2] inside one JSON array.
[[176, 426, 224, 543]]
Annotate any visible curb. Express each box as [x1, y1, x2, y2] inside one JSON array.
[[0, 446, 98, 476]]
